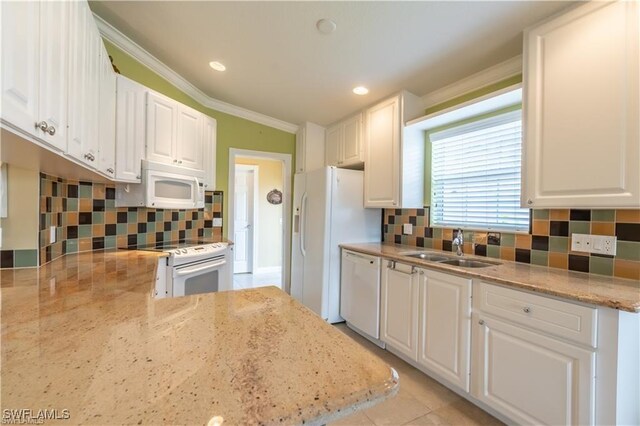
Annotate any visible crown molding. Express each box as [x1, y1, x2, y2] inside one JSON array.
[[421, 55, 523, 109], [93, 14, 299, 134]]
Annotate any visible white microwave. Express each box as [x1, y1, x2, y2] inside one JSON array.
[[116, 160, 205, 209]]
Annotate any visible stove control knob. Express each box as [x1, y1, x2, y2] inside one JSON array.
[[174, 250, 180, 255], [182, 249, 188, 253]]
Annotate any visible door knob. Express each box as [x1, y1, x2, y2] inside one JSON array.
[[35, 121, 48, 131]]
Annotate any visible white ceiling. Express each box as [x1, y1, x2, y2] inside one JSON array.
[[90, 1, 571, 127]]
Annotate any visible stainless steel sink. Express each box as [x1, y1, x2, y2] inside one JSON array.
[[400, 252, 452, 262], [439, 259, 499, 268]]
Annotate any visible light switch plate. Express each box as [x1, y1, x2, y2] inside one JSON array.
[[212, 218, 223, 227], [50, 226, 56, 244], [403, 223, 413, 235], [571, 233, 616, 255]]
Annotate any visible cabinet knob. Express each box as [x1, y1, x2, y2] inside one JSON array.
[[107, 168, 114, 174], [523, 306, 531, 314], [46, 126, 56, 136], [527, 199, 533, 205], [479, 320, 485, 325], [178, 160, 183, 164], [173, 159, 178, 163], [36, 121, 48, 132]]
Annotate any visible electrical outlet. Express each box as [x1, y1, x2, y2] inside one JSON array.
[[403, 223, 413, 235], [50, 226, 56, 244], [571, 233, 617, 255], [212, 218, 223, 227]]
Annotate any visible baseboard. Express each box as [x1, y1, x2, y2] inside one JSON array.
[[254, 266, 282, 274]]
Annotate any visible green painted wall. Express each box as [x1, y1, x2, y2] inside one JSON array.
[[103, 40, 296, 238], [422, 75, 523, 206]]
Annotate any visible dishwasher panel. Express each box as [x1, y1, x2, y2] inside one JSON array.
[[340, 250, 381, 339]]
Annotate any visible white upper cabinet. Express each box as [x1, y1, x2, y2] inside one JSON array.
[[67, 0, 101, 167], [146, 92, 206, 173], [364, 91, 425, 208], [295, 122, 325, 174], [202, 115, 217, 190], [1, 1, 68, 151], [176, 104, 203, 170], [115, 75, 146, 183], [97, 45, 116, 178], [523, 0, 640, 208], [146, 91, 178, 166], [325, 113, 364, 168]]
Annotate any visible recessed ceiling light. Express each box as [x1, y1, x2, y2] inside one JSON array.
[[316, 19, 337, 35], [209, 61, 226, 72], [353, 86, 369, 95]]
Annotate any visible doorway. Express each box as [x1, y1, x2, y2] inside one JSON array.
[[228, 149, 292, 291], [233, 165, 258, 273]]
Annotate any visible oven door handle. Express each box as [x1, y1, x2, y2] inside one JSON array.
[[175, 259, 226, 277]]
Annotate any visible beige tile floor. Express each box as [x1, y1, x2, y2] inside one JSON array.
[[331, 324, 504, 426]]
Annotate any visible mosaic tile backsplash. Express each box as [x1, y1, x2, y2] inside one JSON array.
[[383, 208, 640, 280], [35, 173, 223, 266]]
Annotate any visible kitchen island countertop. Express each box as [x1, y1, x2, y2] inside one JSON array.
[[0, 250, 397, 425]]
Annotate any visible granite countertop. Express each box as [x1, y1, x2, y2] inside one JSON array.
[[1, 250, 397, 425], [341, 242, 640, 313]]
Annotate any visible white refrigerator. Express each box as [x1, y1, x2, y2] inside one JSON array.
[[291, 167, 381, 323]]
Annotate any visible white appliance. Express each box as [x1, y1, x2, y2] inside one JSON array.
[[115, 160, 205, 209], [291, 167, 381, 323], [132, 240, 231, 298], [340, 250, 382, 343]]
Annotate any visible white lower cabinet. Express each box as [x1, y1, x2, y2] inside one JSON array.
[[472, 314, 595, 425], [380, 261, 419, 360], [417, 269, 472, 392]]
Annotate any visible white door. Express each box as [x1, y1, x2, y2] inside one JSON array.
[[325, 124, 342, 167], [176, 104, 204, 171], [418, 269, 472, 392], [233, 166, 256, 273], [115, 75, 146, 182], [381, 261, 419, 361], [146, 91, 177, 165], [473, 314, 595, 425], [38, 0, 68, 151], [523, 1, 640, 208], [342, 114, 362, 166], [0, 0, 39, 137], [98, 46, 116, 177], [364, 96, 400, 207]]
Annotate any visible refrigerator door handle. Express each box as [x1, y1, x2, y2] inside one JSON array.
[[300, 192, 308, 257]]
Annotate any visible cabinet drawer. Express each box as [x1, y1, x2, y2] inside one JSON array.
[[475, 282, 597, 348]]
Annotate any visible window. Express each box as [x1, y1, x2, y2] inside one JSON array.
[[430, 109, 529, 232]]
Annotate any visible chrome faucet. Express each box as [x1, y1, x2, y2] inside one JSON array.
[[453, 229, 464, 256]]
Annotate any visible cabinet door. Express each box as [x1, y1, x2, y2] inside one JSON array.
[[418, 270, 471, 392], [473, 315, 595, 425], [325, 124, 342, 167], [381, 262, 419, 361], [146, 91, 177, 165], [66, 0, 88, 162], [115, 76, 146, 182], [84, 8, 101, 164], [523, 1, 640, 208], [202, 116, 217, 189], [342, 114, 363, 166], [98, 47, 116, 177], [176, 104, 203, 171], [37, 0, 68, 151], [1, 1, 39, 136], [364, 96, 399, 207]]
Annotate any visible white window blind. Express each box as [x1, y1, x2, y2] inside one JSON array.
[[430, 109, 529, 232]]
